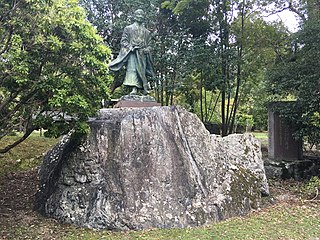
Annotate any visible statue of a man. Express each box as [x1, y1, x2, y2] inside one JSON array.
[[109, 9, 155, 95]]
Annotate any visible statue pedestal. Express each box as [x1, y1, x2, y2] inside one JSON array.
[[35, 106, 269, 230], [114, 94, 161, 108]]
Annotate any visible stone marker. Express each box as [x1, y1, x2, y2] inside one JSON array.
[[35, 106, 269, 230], [268, 102, 303, 161]]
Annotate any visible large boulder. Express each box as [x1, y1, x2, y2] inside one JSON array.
[[35, 106, 269, 230]]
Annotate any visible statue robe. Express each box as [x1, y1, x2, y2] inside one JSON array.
[[109, 22, 155, 89]]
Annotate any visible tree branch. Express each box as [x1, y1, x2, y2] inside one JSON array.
[[0, 28, 14, 56], [0, 0, 24, 23], [0, 110, 35, 153], [262, 2, 306, 22], [0, 89, 38, 125], [0, 127, 35, 153], [0, 90, 21, 112], [288, 1, 306, 21]]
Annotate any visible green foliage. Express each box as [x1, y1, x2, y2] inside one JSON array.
[[0, 0, 112, 151], [160, 0, 192, 13], [267, 6, 320, 145], [231, 15, 291, 131], [70, 121, 90, 146], [161, 1, 174, 10], [81, 0, 301, 136], [236, 113, 254, 127]]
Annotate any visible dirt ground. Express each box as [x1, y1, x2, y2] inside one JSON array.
[[0, 169, 66, 240]]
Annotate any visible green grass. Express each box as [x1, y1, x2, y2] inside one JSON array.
[[7, 202, 320, 240], [252, 131, 268, 139], [75, 202, 319, 240], [252, 131, 268, 152], [0, 132, 58, 176], [1, 133, 320, 240]]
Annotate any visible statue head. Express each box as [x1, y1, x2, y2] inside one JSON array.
[[134, 9, 145, 23]]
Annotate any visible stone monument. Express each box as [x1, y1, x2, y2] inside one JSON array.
[[108, 9, 159, 108], [34, 10, 269, 231], [268, 102, 303, 161], [35, 106, 269, 230], [109, 9, 155, 96]]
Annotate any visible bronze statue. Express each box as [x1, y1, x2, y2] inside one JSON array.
[[109, 9, 155, 95]]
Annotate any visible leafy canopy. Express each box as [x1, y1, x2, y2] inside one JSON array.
[[0, 0, 112, 152], [267, 1, 320, 145]]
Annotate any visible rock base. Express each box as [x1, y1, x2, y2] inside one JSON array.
[[264, 157, 320, 180], [35, 106, 269, 230], [114, 94, 161, 108]]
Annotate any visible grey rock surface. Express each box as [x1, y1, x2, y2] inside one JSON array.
[[35, 106, 269, 230], [264, 158, 320, 180]]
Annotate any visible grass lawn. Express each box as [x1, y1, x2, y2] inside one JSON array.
[[252, 131, 268, 140], [252, 131, 269, 157], [0, 132, 58, 176], [0, 133, 319, 240]]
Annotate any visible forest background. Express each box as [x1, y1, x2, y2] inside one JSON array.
[[0, 0, 319, 152]]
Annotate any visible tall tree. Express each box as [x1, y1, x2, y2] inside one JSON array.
[[164, 0, 260, 135], [0, 0, 112, 153], [161, 0, 293, 135], [231, 14, 290, 131], [81, 0, 296, 137], [82, 0, 212, 105], [267, 0, 320, 146]]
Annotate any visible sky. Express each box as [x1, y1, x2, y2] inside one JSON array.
[[264, 9, 300, 32]]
